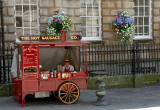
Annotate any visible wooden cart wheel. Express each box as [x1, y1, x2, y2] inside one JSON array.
[[58, 82, 80, 104]]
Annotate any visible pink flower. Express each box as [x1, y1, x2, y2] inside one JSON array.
[[60, 22, 62, 24]]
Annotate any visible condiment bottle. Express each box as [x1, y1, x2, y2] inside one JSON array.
[[58, 73, 61, 78], [54, 72, 57, 78], [51, 72, 53, 78], [65, 73, 68, 78], [62, 73, 65, 78]]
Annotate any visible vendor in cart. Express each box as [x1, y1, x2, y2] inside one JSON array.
[[62, 59, 74, 72]]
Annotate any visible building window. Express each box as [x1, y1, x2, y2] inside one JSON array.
[[134, 0, 152, 39], [80, 0, 101, 41], [15, 0, 39, 37]]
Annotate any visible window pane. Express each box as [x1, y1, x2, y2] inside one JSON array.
[[23, 0, 29, 4], [135, 27, 138, 35], [87, 17, 98, 26], [145, 0, 149, 5], [92, 27, 99, 37], [31, 16, 37, 27], [144, 26, 149, 35], [82, 18, 86, 26], [87, 27, 99, 37], [139, 0, 144, 6], [31, 5, 37, 16], [138, 17, 143, 25], [93, 8, 99, 16], [139, 27, 143, 35], [24, 16, 30, 27], [30, 0, 37, 4], [87, 0, 93, 4], [134, 7, 138, 16], [23, 5, 29, 16], [144, 17, 149, 25], [139, 7, 144, 16], [135, 17, 138, 25], [87, 18, 92, 26], [16, 5, 22, 16], [80, 0, 86, 7], [87, 8, 93, 16], [15, 0, 22, 4], [16, 17, 22, 27], [31, 28, 38, 35], [87, 27, 92, 37], [82, 28, 86, 37], [24, 28, 30, 35], [134, 0, 138, 6], [145, 7, 149, 16], [16, 29, 23, 37], [93, 0, 99, 7]]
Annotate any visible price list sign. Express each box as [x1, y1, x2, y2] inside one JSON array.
[[22, 45, 39, 79]]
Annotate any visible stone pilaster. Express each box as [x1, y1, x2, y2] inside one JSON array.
[[153, 0, 160, 43], [1, 0, 16, 47]]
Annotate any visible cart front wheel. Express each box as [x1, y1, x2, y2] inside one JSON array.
[[58, 82, 80, 104]]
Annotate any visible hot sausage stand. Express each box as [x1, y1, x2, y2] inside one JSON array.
[[11, 35, 91, 107]]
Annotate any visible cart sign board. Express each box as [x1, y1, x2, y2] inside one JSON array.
[[19, 35, 60, 41], [19, 35, 81, 41], [21, 45, 39, 79]]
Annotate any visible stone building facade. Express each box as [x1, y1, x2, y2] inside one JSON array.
[[1, 0, 160, 48]]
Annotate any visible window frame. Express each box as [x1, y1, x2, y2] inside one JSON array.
[[80, 0, 102, 41], [133, 0, 152, 40], [14, 0, 40, 37]]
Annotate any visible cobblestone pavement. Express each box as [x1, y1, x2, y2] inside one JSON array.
[[0, 86, 160, 110]]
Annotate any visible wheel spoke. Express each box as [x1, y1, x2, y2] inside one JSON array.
[[60, 93, 67, 95], [69, 95, 71, 103], [68, 84, 70, 91], [70, 95, 75, 101], [63, 85, 67, 91], [61, 94, 67, 99], [71, 92, 78, 94], [71, 94, 78, 98], [71, 87, 77, 92], [70, 84, 74, 91], [65, 95, 68, 102], [61, 90, 67, 93]]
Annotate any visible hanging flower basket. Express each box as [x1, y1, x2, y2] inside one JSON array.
[[46, 12, 73, 36], [112, 11, 135, 45]]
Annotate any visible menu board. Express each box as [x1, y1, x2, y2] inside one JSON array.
[[22, 45, 39, 79]]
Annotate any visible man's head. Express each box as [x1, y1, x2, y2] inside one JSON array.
[[65, 62, 70, 67], [64, 59, 70, 67]]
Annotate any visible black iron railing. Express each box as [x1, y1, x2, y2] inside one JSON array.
[[0, 47, 13, 83], [0, 1, 7, 83], [81, 42, 160, 76]]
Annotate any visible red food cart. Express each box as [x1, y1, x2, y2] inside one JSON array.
[[11, 35, 91, 107]]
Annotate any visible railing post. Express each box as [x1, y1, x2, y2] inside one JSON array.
[[0, 1, 2, 83], [0, 1, 6, 83], [132, 43, 136, 87]]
